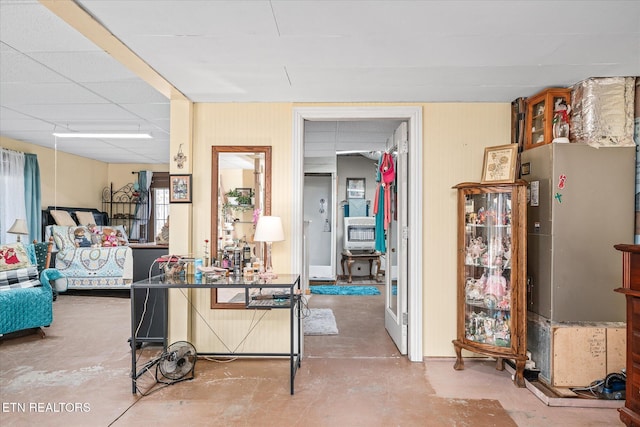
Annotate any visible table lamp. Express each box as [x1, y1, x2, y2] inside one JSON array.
[[253, 216, 285, 279], [8, 219, 29, 242]]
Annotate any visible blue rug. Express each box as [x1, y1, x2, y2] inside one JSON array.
[[310, 285, 380, 295]]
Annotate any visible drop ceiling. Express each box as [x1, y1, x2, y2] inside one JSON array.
[[0, 0, 638, 163]]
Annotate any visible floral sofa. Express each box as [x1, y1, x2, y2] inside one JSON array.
[[46, 224, 133, 290]]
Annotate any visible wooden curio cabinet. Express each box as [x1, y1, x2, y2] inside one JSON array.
[[452, 181, 528, 387], [524, 87, 571, 151]]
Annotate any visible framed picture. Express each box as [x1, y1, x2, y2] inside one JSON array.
[[170, 174, 192, 203], [346, 178, 366, 199], [236, 188, 252, 197], [481, 144, 518, 184]]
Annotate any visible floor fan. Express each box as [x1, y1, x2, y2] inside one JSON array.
[[135, 341, 197, 394]]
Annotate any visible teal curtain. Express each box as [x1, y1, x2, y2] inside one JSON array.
[[24, 154, 41, 242]]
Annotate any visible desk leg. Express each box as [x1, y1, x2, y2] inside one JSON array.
[[290, 289, 294, 395], [368, 259, 374, 279], [346, 258, 354, 283], [130, 286, 137, 394], [375, 257, 382, 282], [340, 256, 346, 281]]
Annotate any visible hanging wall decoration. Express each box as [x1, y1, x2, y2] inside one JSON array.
[[174, 144, 187, 169]]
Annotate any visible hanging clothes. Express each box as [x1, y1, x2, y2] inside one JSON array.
[[373, 153, 386, 253], [380, 152, 395, 230], [373, 152, 396, 253]]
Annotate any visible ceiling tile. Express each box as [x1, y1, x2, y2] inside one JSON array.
[[16, 103, 142, 121], [83, 81, 168, 104], [0, 82, 110, 105], [29, 51, 139, 83], [0, 1, 101, 53], [0, 46, 68, 84]]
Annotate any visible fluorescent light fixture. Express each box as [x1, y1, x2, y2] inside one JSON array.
[[52, 132, 152, 139]]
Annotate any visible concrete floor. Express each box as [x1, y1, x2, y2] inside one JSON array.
[[0, 280, 623, 426]]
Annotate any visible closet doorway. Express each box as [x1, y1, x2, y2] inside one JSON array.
[[292, 106, 423, 361]]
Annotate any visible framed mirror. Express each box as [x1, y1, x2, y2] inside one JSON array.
[[210, 146, 271, 308]]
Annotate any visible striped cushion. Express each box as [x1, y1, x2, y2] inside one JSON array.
[[0, 265, 41, 292]]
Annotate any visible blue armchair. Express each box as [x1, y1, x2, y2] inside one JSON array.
[[0, 241, 54, 338]]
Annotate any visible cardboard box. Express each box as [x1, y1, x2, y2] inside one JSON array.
[[552, 326, 626, 387]]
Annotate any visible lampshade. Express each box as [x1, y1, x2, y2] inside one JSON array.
[[8, 219, 29, 235], [8, 219, 29, 242], [253, 216, 285, 243]]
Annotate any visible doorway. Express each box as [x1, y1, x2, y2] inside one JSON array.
[[292, 106, 423, 361], [303, 173, 336, 280]]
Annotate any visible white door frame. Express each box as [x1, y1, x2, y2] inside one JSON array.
[[291, 106, 423, 362]]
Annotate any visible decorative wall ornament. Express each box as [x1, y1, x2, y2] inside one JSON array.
[[174, 144, 187, 168]]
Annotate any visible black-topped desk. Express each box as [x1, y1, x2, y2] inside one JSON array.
[[130, 274, 302, 394]]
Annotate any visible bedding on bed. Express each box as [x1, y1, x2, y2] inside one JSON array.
[[46, 225, 133, 289]]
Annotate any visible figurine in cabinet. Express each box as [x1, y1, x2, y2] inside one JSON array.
[[465, 277, 483, 302], [484, 267, 507, 300], [466, 236, 487, 265], [552, 98, 571, 143], [502, 237, 512, 268]]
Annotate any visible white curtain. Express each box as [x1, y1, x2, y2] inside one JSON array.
[[0, 149, 27, 243]]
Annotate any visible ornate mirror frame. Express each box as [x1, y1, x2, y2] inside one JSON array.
[[210, 145, 271, 308]]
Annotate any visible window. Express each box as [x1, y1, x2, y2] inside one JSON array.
[[149, 172, 169, 241], [154, 188, 169, 234]]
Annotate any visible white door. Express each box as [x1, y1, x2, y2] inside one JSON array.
[[384, 122, 408, 354]]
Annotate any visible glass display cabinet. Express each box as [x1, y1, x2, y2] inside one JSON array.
[[452, 181, 528, 387], [524, 87, 571, 151]]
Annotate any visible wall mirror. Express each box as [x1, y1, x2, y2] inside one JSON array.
[[211, 146, 271, 308]]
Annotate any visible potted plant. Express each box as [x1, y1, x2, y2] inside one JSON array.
[[226, 189, 241, 205], [237, 194, 252, 205]]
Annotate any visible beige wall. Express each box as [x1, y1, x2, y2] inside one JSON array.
[[1, 135, 169, 211], [172, 101, 511, 357], [1, 136, 107, 209], [422, 103, 511, 356], [168, 103, 294, 352]]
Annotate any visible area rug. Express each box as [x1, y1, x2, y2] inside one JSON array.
[[304, 308, 338, 335], [310, 285, 381, 295]]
